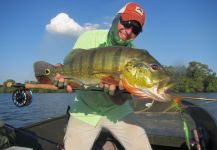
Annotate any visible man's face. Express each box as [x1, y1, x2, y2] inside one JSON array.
[[117, 21, 137, 41], [117, 18, 142, 41]]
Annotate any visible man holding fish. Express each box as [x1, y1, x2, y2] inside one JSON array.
[[55, 2, 154, 150]]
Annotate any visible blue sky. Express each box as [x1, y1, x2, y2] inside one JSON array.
[[0, 0, 217, 84]]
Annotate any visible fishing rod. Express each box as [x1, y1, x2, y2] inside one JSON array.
[[6, 82, 58, 107], [6, 82, 58, 90], [6, 82, 126, 107], [5, 82, 217, 107]]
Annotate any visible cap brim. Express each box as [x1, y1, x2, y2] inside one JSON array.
[[121, 12, 143, 26]]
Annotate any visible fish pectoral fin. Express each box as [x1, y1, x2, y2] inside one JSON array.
[[100, 75, 119, 85], [92, 71, 120, 83]]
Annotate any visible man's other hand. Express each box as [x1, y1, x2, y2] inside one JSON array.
[[54, 73, 73, 93], [99, 80, 124, 96]]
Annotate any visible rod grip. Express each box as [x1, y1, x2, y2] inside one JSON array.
[[25, 83, 58, 90]]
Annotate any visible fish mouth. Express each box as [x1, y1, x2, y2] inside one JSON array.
[[140, 80, 174, 102], [122, 78, 171, 102], [142, 86, 170, 102], [36, 76, 53, 84]]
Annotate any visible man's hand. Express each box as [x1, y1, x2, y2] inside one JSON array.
[[54, 64, 73, 93], [99, 80, 130, 105], [54, 73, 73, 93], [99, 80, 124, 96]]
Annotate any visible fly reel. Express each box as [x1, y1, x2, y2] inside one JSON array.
[[12, 88, 33, 107]]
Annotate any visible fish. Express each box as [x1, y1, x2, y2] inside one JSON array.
[[34, 46, 172, 102]]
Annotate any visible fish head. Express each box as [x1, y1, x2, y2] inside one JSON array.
[[33, 61, 56, 84], [122, 57, 172, 102]]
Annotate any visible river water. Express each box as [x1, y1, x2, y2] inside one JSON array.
[[0, 93, 217, 128]]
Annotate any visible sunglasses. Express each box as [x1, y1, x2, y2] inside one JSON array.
[[120, 17, 142, 35]]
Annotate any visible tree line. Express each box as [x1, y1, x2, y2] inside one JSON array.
[[166, 61, 217, 93], [1, 61, 217, 93]]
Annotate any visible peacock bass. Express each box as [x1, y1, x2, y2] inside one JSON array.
[[34, 46, 172, 102]]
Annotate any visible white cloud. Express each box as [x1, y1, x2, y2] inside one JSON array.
[[103, 21, 112, 28], [46, 13, 100, 37], [83, 23, 100, 30]]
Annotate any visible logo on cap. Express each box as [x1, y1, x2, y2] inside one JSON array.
[[136, 7, 143, 16]]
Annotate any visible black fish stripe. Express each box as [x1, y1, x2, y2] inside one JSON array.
[[79, 53, 83, 76], [101, 50, 106, 72], [88, 50, 96, 75], [70, 56, 75, 75], [112, 47, 123, 71]]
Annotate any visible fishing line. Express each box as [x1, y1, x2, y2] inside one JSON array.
[[173, 96, 217, 102]]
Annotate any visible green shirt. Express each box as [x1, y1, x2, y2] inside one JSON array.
[[69, 29, 133, 126]]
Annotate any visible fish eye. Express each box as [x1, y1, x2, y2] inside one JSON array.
[[150, 64, 159, 70], [45, 69, 51, 75]]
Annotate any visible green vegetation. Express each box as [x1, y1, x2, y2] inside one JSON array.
[[166, 61, 217, 93], [0, 61, 217, 93]]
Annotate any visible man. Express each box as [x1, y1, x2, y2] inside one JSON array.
[[56, 2, 152, 150]]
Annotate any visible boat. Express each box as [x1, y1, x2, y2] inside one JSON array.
[[2, 99, 217, 150]]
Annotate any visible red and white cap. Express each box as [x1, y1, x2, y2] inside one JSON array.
[[118, 2, 145, 27]]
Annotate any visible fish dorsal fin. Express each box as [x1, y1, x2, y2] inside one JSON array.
[[64, 48, 85, 64]]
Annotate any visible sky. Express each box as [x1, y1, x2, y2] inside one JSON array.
[[0, 0, 217, 84]]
